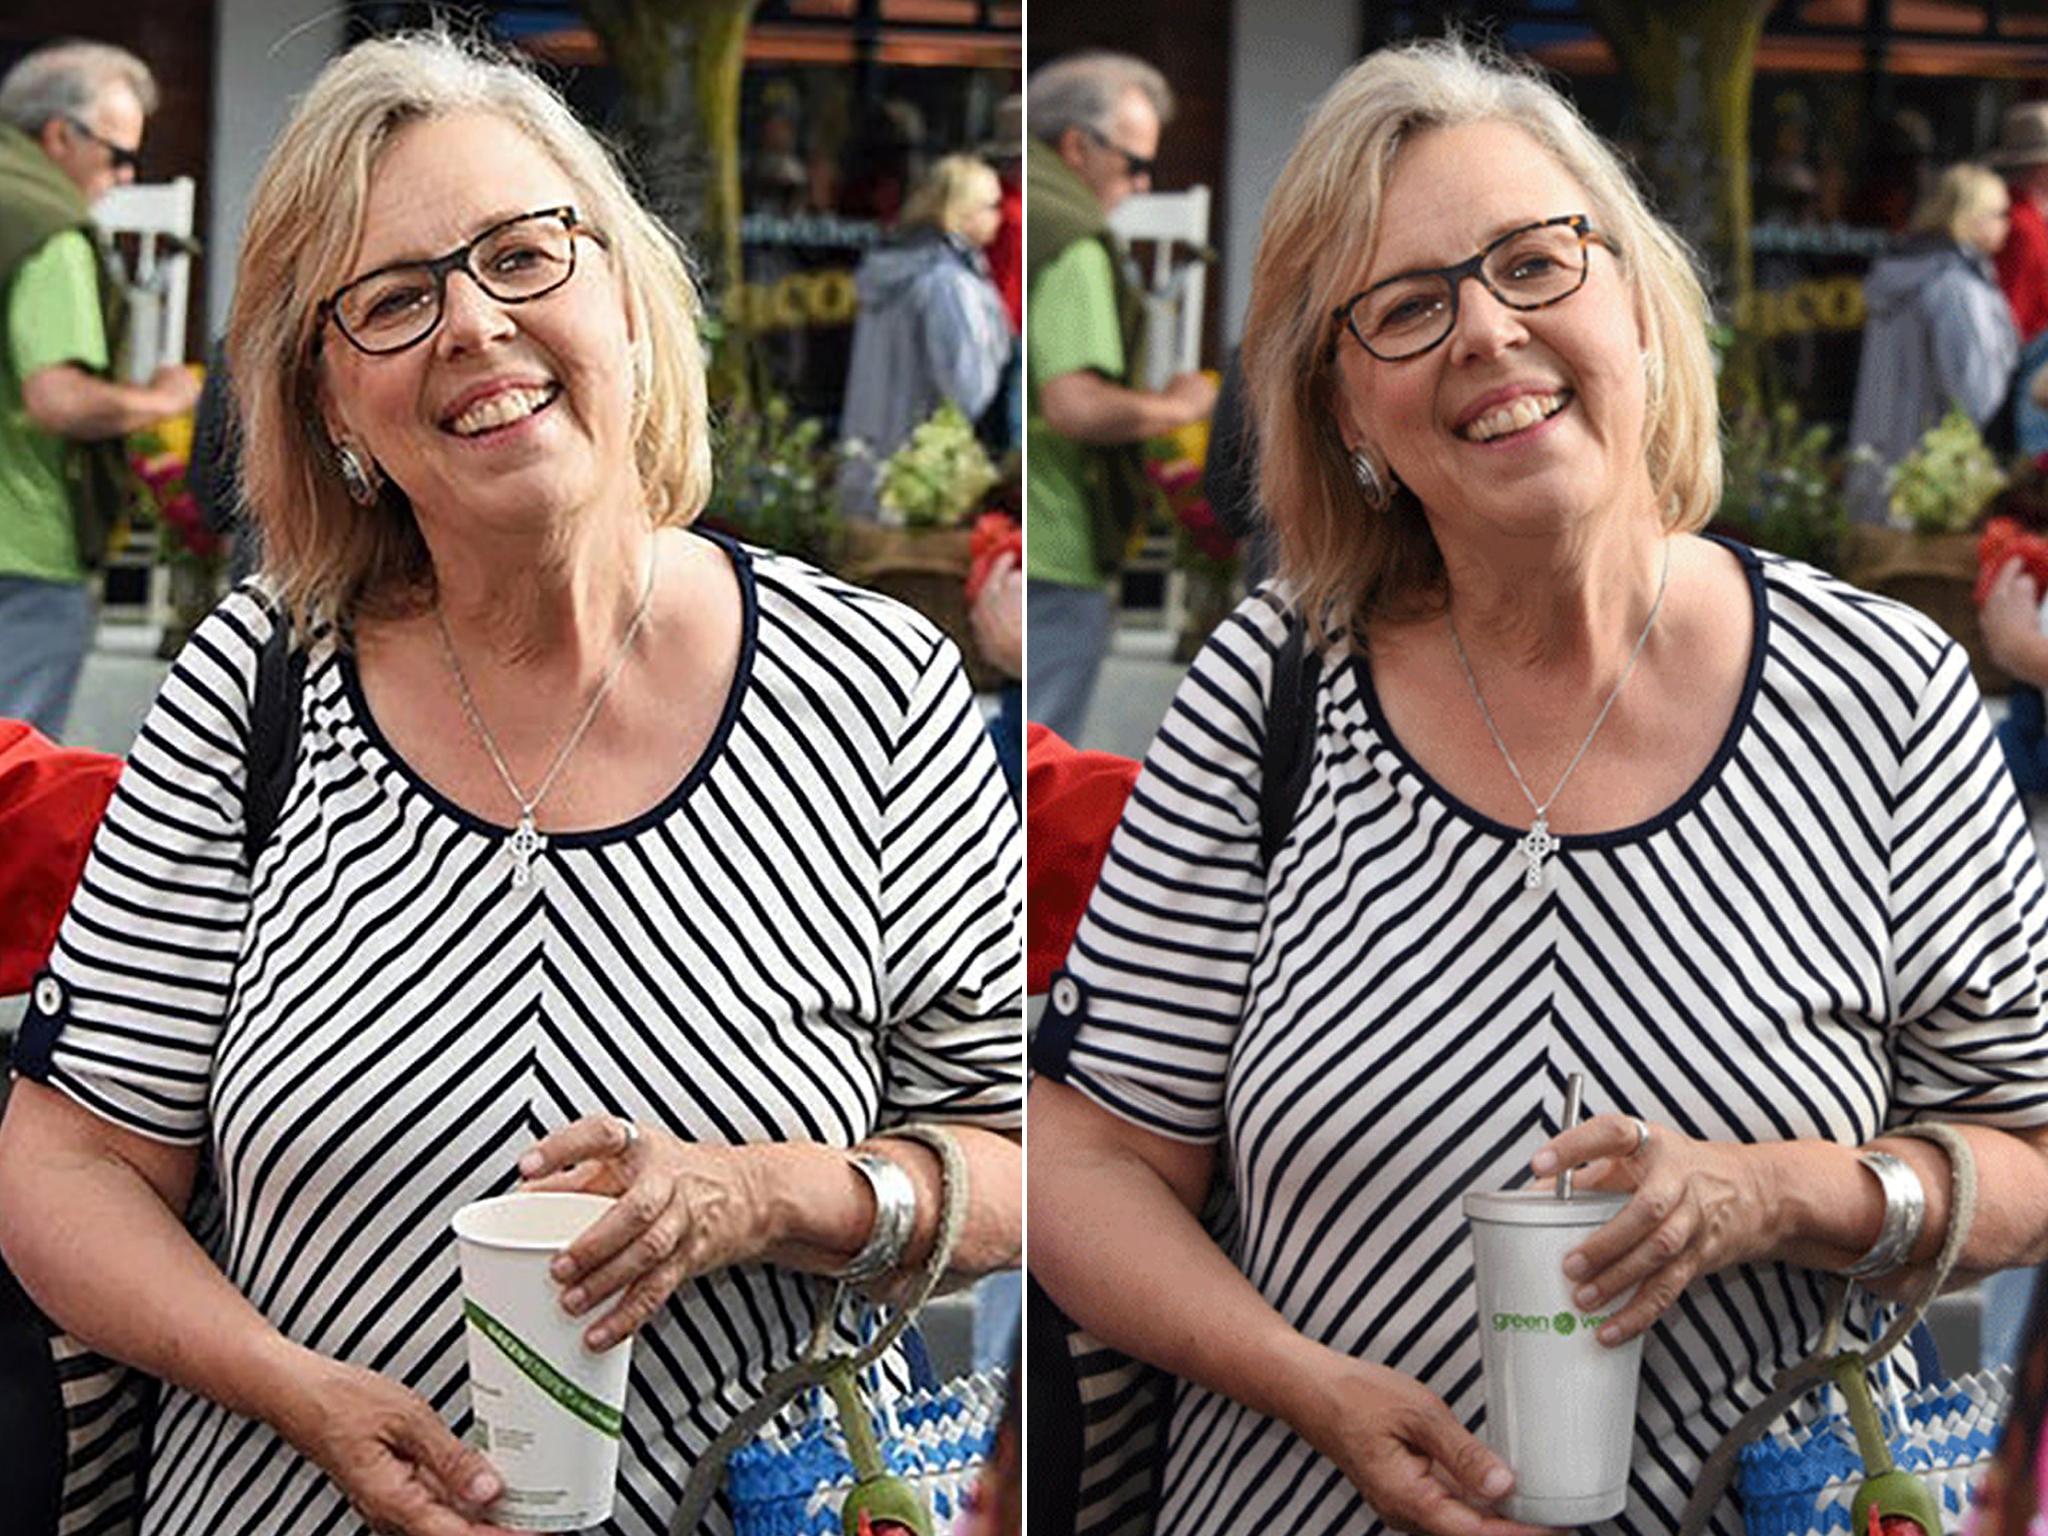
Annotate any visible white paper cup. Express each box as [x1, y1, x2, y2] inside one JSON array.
[[452, 1192, 633, 1532], [1463, 1189, 1645, 1526]]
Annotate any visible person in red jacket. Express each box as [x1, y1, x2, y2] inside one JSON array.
[[1995, 104, 2048, 345], [0, 717, 118, 998], [1992, 104, 2048, 456]]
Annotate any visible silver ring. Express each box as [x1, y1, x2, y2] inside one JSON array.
[[618, 1119, 640, 1151], [1629, 1117, 1651, 1158]]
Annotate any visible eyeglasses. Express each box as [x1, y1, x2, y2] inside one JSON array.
[[316, 207, 605, 356], [1084, 126, 1157, 181], [1331, 214, 1609, 363], [63, 116, 139, 175]]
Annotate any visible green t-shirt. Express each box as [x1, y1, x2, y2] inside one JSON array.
[[1, 229, 106, 583], [1026, 237, 1124, 589]]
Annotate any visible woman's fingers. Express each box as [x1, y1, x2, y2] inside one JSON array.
[[1530, 1114, 1645, 1180], [1573, 1201, 1692, 1304], [517, 1114, 640, 1180], [559, 1200, 689, 1315], [391, 1400, 505, 1516], [586, 1264, 686, 1349], [551, 1174, 675, 1288], [517, 1161, 615, 1196], [1392, 1407, 1556, 1536]]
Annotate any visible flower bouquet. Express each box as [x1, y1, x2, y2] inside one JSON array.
[[1146, 396, 1239, 660], [701, 394, 844, 568], [876, 403, 998, 531], [130, 409, 221, 657], [840, 406, 1011, 690]]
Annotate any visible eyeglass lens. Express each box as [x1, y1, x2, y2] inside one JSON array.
[[333, 213, 578, 353], [1353, 222, 1588, 359], [69, 117, 138, 172], [1090, 128, 1155, 179]]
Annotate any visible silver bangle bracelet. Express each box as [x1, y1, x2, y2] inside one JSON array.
[[835, 1150, 918, 1284], [1842, 1150, 1928, 1279]]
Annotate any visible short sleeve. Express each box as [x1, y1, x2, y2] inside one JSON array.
[[1888, 638, 2048, 1127], [1033, 595, 1285, 1142], [9, 229, 109, 378], [11, 590, 274, 1144], [877, 638, 1023, 1131], [1027, 239, 1123, 392]]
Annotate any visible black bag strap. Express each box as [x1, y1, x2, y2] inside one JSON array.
[[242, 598, 306, 874], [1258, 610, 1322, 871]]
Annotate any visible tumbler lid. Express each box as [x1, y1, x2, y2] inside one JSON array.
[[1463, 1188, 1628, 1227]]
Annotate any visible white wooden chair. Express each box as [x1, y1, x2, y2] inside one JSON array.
[[1107, 186, 1213, 632], [89, 178, 198, 629]]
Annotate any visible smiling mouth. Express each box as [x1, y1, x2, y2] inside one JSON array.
[[1459, 389, 1573, 444], [444, 383, 562, 438]]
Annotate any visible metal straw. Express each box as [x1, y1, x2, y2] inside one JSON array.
[[1558, 1072, 1584, 1200]]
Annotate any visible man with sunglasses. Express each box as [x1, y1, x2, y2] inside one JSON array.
[[0, 40, 198, 741], [1025, 53, 1218, 744]]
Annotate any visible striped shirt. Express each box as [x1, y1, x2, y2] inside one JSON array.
[[1038, 541, 2048, 1536], [18, 534, 1023, 1536]]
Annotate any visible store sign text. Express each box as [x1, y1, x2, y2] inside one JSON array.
[[1734, 276, 1866, 339], [727, 269, 860, 333]]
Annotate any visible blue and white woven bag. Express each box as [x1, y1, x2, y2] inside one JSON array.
[[726, 1339, 1005, 1536], [1737, 1367, 2009, 1536], [1677, 1126, 2005, 1536], [674, 1125, 999, 1536]]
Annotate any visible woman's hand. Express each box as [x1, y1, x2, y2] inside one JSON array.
[[1982, 557, 2043, 676], [272, 1351, 514, 1536], [969, 552, 1023, 679], [517, 1116, 776, 1350], [1284, 1349, 1561, 1536], [1531, 1115, 1780, 1345]]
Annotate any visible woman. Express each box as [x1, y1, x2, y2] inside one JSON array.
[[1029, 39, 2048, 1536], [1847, 162, 2017, 522], [0, 33, 1021, 1536], [837, 154, 1012, 519]]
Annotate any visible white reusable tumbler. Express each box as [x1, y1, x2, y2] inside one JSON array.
[[1462, 1189, 1646, 1526], [452, 1192, 634, 1532]]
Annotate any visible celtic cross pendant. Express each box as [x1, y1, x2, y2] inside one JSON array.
[[1518, 817, 1556, 890], [507, 812, 547, 889]]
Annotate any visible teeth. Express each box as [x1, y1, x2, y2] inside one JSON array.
[[449, 386, 555, 437], [1462, 392, 1565, 443]]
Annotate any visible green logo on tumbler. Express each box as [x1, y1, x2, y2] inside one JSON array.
[[463, 1299, 623, 1440], [1491, 1310, 1606, 1336]]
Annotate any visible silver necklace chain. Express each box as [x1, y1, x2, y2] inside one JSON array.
[[435, 541, 659, 888], [1446, 539, 1672, 891]]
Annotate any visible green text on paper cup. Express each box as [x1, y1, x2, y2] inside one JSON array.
[[463, 1300, 624, 1440]]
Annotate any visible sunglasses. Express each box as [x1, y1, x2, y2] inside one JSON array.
[[64, 116, 140, 175], [1084, 126, 1157, 181]]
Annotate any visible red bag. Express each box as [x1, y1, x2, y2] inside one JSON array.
[[1025, 724, 1139, 996], [0, 720, 121, 996]]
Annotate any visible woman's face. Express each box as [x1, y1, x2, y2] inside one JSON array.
[[318, 111, 639, 539], [958, 169, 1004, 248], [1334, 120, 1654, 552], [1966, 188, 2012, 256]]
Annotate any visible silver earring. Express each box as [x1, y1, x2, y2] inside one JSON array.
[[1351, 448, 1387, 506], [335, 442, 378, 506]]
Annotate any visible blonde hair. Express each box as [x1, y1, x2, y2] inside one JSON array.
[[1242, 37, 1721, 647], [901, 154, 1000, 237], [1910, 162, 2006, 243], [227, 31, 712, 632]]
